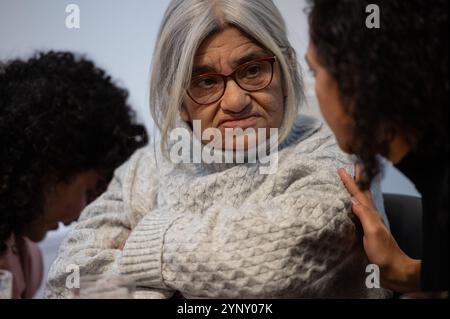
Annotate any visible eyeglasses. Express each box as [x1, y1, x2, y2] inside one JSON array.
[[187, 56, 276, 105]]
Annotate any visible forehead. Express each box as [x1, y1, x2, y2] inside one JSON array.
[[193, 27, 268, 70]]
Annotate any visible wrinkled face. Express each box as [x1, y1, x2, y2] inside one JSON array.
[[24, 170, 102, 242], [181, 27, 285, 149], [305, 42, 354, 153]]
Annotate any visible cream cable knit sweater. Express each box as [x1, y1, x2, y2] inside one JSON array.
[[46, 115, 390, 298]]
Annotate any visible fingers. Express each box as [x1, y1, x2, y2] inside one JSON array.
[[338, 168, 370, 205], [340, 167, 377, 207], [350, 196, 384, 233], [338, 167, 358, 194], [338, 167, 383, 233]]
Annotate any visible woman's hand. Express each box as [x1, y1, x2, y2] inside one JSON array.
[[338, 166, 422, 293]]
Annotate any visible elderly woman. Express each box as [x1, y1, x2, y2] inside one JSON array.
[[46, 0, 389, 298]]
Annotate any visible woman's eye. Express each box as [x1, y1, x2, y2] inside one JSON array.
[[244, 64, 262, 78], [195, 77, 218, 89]]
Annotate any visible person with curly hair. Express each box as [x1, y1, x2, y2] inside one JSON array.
[[0, 51, 148, 298], [46, 0, 391, 299], [305, 0, 448, 294]]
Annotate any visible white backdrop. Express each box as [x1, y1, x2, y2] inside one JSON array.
[[0, 0, 420, 298]]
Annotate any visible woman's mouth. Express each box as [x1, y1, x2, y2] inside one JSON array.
[[218, 115, 261, 129]]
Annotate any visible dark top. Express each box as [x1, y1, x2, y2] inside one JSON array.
[[395, 147, 449, 291]]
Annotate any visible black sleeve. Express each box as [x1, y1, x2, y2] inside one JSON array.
[[421, 166, 449, 291]]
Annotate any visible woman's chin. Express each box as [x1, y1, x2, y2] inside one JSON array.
[[222, 133, 263, 152], [23, 223, 58, 242], [335, 138, 353, 154], [24, 230, 48, 243]]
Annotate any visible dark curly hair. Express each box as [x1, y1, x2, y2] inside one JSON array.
[[307, 0, 449, 189], [0, 51, 148, 253]]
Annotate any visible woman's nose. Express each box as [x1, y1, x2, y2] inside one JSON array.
[[220, 79, 251, 113]]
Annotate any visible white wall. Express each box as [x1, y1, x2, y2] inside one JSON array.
[[0, 0, 419, 298]]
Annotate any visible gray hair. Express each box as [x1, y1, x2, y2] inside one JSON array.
[[149, 0, 304, 153]]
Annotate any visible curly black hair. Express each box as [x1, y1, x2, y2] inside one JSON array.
[[0, 51, 148, 252], [307, 0, 449, 189]]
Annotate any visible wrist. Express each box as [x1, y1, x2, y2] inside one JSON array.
[[382, 255, 421, 293]]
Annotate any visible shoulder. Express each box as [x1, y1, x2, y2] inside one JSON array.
[[108, 145, 155, 193], [274, 116, 357, 233], [279, 114, 355, 175], [103, 144, 163, 221]]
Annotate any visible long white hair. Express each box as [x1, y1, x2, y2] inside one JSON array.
[[149, 0, 304, 154]]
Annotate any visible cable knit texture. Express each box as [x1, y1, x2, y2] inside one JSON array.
[[46, 115, 390, 298]]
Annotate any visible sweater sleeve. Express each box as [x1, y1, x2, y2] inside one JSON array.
[[45, 149, 173, 299], [120, 159, 387, 298]]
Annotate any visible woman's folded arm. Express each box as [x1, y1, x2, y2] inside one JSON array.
[[120, 168, 387, 298], [45, 149, 173, 299]]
